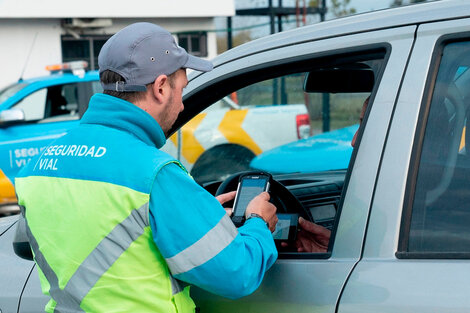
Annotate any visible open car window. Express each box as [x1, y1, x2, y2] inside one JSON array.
[[165, 49, 387, 257]]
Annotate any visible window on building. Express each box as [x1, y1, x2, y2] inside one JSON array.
[[61, 36, 110, 70], [177, 32, 208, 57]]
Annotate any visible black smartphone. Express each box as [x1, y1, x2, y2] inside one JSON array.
[[272, 213, 299, 242], [231, 173, 271, 227]]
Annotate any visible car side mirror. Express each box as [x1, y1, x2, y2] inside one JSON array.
[[0, 108, 25, 126], [12, 213, 34, 261]]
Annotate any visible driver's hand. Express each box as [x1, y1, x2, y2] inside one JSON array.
[[287, 217, 331, 253], [245, 192, 278, 232], [215, 191, 237, 216]]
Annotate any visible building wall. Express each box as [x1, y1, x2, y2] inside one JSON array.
[[0, 17, 217, 90], [0, 19, 62, 89]]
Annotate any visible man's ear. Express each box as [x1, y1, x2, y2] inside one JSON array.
[[152, 74, 169, 103]]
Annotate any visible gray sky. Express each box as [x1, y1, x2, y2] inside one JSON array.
[[235, 0, 393, 13], [216, 0, 414, 39], [351, 0, 392, 12]]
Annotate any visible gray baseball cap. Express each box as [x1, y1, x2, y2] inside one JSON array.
[[99, 22, 213, 92]]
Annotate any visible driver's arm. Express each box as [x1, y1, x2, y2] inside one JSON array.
[[149, 162, 278, 299]]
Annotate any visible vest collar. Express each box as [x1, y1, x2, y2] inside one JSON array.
[[81, 93, 166, 148]]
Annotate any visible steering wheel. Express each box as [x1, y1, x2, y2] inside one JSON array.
[[215, 171, 311, 221]]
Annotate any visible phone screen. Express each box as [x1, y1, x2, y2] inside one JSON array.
[[272, 213, 298, 241], [233, 176, 269, 218]]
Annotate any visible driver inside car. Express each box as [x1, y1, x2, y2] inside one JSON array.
[[284, 96, 369, 253]]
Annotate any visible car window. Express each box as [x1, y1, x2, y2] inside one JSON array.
[[169, 59, 380, 185], [0, 82, 27, 104], [13, 88, 47, 120], [166, 50, 387, 257], [236, 74, 306, 107], [13, 83, 83, 122], [405, 40, 470, 254]]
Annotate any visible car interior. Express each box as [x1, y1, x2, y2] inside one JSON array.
[[176, 50, 385, 258]]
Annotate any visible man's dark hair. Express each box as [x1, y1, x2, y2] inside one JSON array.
[[100, 70, 177, 103], [100, 70, 150, 103]]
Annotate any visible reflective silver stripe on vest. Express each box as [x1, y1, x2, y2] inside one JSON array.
[[25, 203, 150, 312], [170, 275, 190, 295], [24, 218, 84, 313], [165, 214, 238, 275], [63, 203, 149, 302]]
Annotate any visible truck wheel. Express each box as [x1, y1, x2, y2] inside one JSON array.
[[191, 144, 256, 184]]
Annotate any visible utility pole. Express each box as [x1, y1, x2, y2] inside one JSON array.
[[231, 1, 325, 105], [227, 17, 233, 50], [320, 0, 330, 132], [235, 1, 323, 35]]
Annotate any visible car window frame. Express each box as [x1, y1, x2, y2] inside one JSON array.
[[180, 44, 391, 259], [397, 32, 470, 259], [8, 81, 95, 126]]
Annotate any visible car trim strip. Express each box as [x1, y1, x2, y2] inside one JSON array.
[[165, 214, 238, 275], [24, 218, 84, 313], [63, 203, 149, 303]]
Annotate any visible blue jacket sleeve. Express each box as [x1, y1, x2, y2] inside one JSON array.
[[149, 162, 278, 299]]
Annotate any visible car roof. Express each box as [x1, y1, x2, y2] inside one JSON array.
[[200, 0, 470, 74], [18, 70, 99, 84]]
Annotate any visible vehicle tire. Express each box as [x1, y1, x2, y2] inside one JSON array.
[[191, 144, 256, 184]]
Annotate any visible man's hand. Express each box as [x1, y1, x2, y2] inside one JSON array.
[[245, 192, 278, 232], [294, 217, 331, 253], [215, 191, 237, 216]]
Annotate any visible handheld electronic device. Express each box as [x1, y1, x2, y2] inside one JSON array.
[[272, 213, 299, 242], [231, 172, 271, 227]]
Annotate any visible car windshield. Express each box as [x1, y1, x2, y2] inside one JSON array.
[[0, 82, 27, 104]]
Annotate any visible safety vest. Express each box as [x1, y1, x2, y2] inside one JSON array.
[[15, 94, 196, 313]]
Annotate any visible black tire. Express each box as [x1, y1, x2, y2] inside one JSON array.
[[191, 144, 256, 184]]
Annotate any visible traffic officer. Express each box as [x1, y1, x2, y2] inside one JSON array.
[[15, 22, 278, 313]]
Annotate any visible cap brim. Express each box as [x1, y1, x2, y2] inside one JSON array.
[[184, 54, 213, 72]]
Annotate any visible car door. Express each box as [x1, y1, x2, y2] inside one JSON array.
[[338, 17, 470, 313], [0, 217, 36, 313], [185, 25, 416, 312]]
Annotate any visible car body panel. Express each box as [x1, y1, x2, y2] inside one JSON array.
[[0, 216, 35, 313], [17, 265, 49, 313], [338, 17, 470, 313]]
